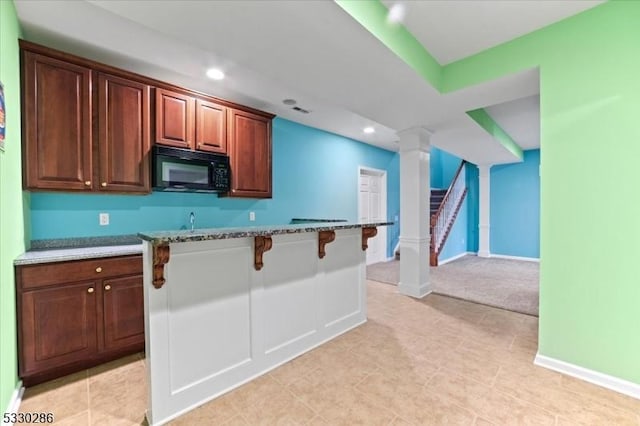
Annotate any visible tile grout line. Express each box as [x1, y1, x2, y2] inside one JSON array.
[[85, 368, 91, 426]]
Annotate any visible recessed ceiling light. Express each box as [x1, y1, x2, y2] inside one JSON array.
[[387, 3, 406, 24], [206, 68, 225, 80], [363, 127, 375, 134], [282, 99, 297, 105]]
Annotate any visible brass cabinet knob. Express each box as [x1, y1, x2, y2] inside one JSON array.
[[101, 182, 107, 187], [104, 284, 111, 291], [87, 287, 94, 294], [95, 267, 102, 273], [85, 181, 91, 186]]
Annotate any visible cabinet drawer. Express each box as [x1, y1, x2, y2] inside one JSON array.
[[18, 255, 142, 290]]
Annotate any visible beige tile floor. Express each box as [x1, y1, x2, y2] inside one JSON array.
[[18, 281, 640, 425]]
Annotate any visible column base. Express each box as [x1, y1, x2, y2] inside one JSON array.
[[398, 282, 432, 299], [478, 250, 490, 258]]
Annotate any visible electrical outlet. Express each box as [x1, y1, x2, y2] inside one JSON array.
[[99, 213, 109, 226], [249, 211, 256, 221]]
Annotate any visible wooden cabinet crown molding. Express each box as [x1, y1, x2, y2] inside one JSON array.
[[19, 40, 275, 120]]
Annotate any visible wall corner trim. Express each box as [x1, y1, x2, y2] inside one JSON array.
[[534, 354, 640, 400], [3, 381, 25, 419]]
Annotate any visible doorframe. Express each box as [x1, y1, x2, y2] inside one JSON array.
[[358, 166, 388, 263]]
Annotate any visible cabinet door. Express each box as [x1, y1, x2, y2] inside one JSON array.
[[98, 73, 151, 193], [19, 281, 98, 376], [22, 51, 93, 191], [228, 109, 272, 198], [102, 275, 144, 352], [195, 99, 227, 154], [155, 88, 194, 149]]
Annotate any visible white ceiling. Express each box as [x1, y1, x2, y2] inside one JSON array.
[[486, 95, 540, 150], [382, 0, 604, 65], [14, 1, 593, 164]]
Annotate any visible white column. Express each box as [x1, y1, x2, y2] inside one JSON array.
[[398, 127, 431, 298], [478, 165, 491, 258]]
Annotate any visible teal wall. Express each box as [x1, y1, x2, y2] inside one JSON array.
[[465, 163, 480, 253], [0, 0, 26, 412], [431, 147, 470, 261], [30, 118, 401, 257], [430, 146, 461, 190], [438, 197, 468, 262], [490, 150, 540, 258]]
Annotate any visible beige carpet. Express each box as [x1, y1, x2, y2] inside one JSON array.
[[366, 255, 539, 316]]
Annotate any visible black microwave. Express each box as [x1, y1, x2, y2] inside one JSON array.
[[152, 145, 230, 193]]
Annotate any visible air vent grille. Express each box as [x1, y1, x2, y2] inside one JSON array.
[[292, 106, 310, 114]]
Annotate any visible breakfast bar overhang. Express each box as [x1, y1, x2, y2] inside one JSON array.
[[139, 221, 390, 425]]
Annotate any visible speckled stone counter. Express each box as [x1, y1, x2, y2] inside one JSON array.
[[14, 244, 143, 266], [138, 221, 392, 245]]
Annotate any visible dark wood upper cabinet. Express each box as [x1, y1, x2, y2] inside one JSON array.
[[98, 73, 151, 193], [156, 89, 227, 154], [22, 51, 93, 191], [195, 99, 227, 154], [21, 41, 275, 198], [227, 108, 272, 198], [155, 88, 194, 150]]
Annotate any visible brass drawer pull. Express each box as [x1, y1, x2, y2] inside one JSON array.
[[95, 267, 102, 273], [87, 287, 94, 294], [104, 284, 111, 291]]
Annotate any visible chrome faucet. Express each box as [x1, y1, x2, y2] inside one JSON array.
[[189, 212, 195, 232]]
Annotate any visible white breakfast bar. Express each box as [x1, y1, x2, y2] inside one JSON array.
[[138, 221, 390, 425]]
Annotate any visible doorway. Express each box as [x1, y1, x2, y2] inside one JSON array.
[[358, 167, 387, 265]]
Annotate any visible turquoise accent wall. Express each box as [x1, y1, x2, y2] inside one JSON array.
[[438, 197, 468, 262], [465, 163, 480, 253], [431, 147, 470, 261], [30, 118, 401, 257], [0, 0, 26, 411], [490, 150, 540, 258], [430, 146, 462, 190]]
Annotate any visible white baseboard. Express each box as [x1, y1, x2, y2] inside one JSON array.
[[534, 354, 640, 400], [438, 252, 473, 265], [3, 381, 24, 422], [490, 254, 540, 263]]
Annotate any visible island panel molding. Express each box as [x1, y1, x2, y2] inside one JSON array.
[[318, 230, 336, 259], [141, 223, 389, 425], [361, 227, 378, 251], [152, 244, 170, 289], [254, 235, 273, 271]]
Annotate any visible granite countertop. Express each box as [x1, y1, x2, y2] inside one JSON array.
[[14, 235, 143, 266], [138, 221, 392, 245]]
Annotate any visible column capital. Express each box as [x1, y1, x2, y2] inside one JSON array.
[[477, 164, 493, 177], [397, 126, 433, 153]]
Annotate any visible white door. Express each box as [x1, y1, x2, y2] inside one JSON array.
[[359, 169, 386, 265]]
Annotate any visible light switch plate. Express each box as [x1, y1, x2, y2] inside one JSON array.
[[249, 211, 256, 221]]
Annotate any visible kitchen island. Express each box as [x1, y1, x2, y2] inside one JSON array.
[[138, 221, 391, 425]]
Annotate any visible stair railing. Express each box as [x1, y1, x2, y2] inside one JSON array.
[[430, 161, 468, 266]]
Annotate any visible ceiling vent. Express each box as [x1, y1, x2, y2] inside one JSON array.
[[292, 106, 310, 114]]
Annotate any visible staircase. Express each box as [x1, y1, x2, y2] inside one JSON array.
[[395, 161, 468, 266]]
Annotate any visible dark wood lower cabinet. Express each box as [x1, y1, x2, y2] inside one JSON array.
[[16, 255, 144, 386], [102, 275, 144, 351], [20, 281, 99, 375]]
